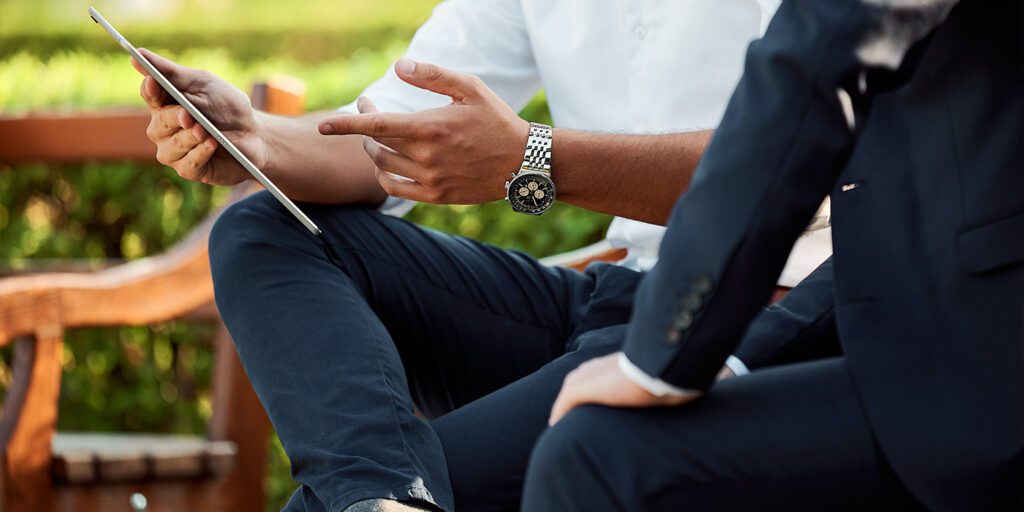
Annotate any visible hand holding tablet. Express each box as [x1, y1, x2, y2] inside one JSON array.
[[89, 7, 322, 236]]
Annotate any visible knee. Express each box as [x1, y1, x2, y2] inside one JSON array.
[[208, 191, 296, 276], [527, 406, 607, 483], [523, 407, 617, 510], [208, 191, 310, 309]]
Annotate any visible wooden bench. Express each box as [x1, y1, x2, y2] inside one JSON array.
[[0, 77, 625, 511], [0, 76, 308, 512]]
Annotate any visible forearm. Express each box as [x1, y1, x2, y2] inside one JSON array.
[[552, 129, 712, 225], [257, 110, 388, 206]]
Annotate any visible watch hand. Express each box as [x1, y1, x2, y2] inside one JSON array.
[[532, 196, 538, 207]]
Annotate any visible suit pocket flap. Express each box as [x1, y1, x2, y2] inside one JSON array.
[[956, 210, 1024, 274]]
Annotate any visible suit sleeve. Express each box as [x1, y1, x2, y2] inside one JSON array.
[[623, 0, 961, 390]]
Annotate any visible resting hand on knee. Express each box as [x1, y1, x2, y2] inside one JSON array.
[[549, 352, 698, 425]]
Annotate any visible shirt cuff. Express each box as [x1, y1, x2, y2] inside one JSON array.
[[725, 355, 750, 377], [377, 195, 416, 217], [618, 353, 701, 398]]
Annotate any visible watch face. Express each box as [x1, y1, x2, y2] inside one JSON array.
[[507, 171, 556, 214]]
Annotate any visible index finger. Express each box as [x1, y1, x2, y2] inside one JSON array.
[[318, 112, 425, 139]]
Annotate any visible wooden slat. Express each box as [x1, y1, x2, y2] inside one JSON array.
[[52, 433, 235, 485], [0, 112, 154, 164]]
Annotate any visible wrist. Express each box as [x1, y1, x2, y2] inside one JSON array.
[[504, 121, 556, 215], [251, 110, 276, 173], [509, 117, 530, 169]]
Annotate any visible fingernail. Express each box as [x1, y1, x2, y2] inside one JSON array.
[[319, 123, 333, 135], [396, 58, 416, 76]]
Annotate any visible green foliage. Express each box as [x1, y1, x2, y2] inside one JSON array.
[[0, 0, 438, 63], [0, 2, 611, 509]]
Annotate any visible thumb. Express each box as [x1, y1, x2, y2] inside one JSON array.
[[135, 48, 199, 89], [394, 58, 481, 101]]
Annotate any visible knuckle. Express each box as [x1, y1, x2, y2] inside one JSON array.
[[418, 149, 439, 168], [171, 132, 187, 151], [174, 165, 192, 180], [467, 74, 486, 91], [420, 171, 439, 187], [428, 123, 450, 141], [184, 154, 201, 170], [145, 122, 159, 141], [425, 65, 444, 83], [368, 116, 388, 136], [426, 188, 446, 203]]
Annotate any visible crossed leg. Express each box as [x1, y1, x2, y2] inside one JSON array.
[[209, 191, 636, 511]]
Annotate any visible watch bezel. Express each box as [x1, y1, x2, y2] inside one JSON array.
[[505, 169, 556, 215]]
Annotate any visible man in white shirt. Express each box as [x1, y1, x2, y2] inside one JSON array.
[[135, 0, 830, 510]]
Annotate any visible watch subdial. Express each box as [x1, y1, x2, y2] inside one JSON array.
[[507, 173, 556, 214]]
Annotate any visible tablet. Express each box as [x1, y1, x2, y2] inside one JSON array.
[[88, 7, 322, 236]]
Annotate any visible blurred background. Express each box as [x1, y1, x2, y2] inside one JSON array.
[[0, 1, 611, 509]]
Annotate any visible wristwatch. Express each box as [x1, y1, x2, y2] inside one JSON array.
[[505, 122, 556, 215]]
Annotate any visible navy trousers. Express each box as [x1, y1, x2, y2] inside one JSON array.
[[521, 358, 921, 511], [208, 191, 641, 512]]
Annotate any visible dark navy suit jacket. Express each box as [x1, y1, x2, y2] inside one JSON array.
[[623, 0, 1023, 509]]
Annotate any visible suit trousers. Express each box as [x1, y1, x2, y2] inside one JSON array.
[[521, 357, 921, 511], [208, 191, 641, 512]]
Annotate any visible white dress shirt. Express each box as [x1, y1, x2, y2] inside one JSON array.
[[340, 0, 828, 388], [347, 0, 829, 287]]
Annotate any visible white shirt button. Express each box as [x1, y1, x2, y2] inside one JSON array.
[[634, 25, 648, 39]]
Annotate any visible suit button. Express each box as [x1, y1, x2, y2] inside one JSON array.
[[673, 311, 694, 330], [666, 329, 681, 345], [683, 292, 702, 311], [694, 276, 713, 294]]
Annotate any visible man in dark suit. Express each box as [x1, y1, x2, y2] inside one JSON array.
[[524, 0, 1023, 509]]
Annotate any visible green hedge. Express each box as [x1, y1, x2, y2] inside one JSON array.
[[0, 10, 610, 509]]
